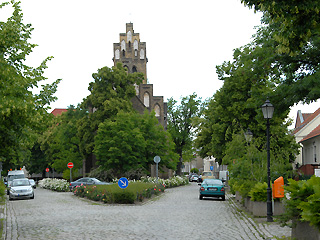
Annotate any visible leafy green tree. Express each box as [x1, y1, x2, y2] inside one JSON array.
[[78, 63, 143, 172], [94, 110, 178, 176], [167, 93, 204, 175], [0, 1, 60, 170]]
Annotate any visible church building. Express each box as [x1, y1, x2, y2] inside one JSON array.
[[113, 23, 167, 129]]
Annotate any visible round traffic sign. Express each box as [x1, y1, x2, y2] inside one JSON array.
[[45, 168, 49, 172], [118, 177, 128, 189], [67, 162, 74, 169], [154, 156, 161, 164]]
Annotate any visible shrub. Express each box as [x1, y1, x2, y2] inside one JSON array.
[[113, 191, 135, 204], [38, 178, 70, 192], [89, 166, 115, 182], [190, 168, 198, 174], [281, 176, 320, 230], [0, 181, 5, 202], [248, 182, 268, 202]]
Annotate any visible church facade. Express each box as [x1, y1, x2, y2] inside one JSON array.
[[113, 23, 167, 129]]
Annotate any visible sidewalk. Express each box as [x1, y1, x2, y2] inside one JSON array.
[[226, 193, 291, 240]]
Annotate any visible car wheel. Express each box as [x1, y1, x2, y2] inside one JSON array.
[[30, 194, 34, 199], [221, 196, 225, 201], [9, 194, 12, 201], [199, 195, 203, 200]]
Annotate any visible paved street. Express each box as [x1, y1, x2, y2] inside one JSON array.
[[3, 183, 290, 240]]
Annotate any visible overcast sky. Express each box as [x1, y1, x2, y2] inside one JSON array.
[[2, 0, 319, 128]]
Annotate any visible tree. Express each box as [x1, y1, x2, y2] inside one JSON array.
[[0, 1, 60, 170], [94, 110, 178, 176], [77, 63, 144, 173], [167, 93, 204, 175]]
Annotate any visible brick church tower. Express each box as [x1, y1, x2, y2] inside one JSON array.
[[113, 23, 167, 129]]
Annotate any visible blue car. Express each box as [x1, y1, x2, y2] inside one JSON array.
[[199, 179, 225, 201]]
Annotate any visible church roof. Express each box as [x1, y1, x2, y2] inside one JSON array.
[[51, 108, 67, 116]]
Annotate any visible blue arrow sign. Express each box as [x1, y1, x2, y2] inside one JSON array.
[[210, 166, 214, 171], [118, 177, 128, 189]]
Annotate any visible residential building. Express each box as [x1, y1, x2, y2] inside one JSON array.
[[293, 108, 320, 175]]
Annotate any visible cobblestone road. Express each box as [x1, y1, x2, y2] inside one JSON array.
[[3, 183, 291, 240]]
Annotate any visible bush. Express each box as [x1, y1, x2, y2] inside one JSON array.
[[113, 191, 135, 204], [248, 182, 268, 202], [190, 168, 198, 174], [0, 181, 5, 202], [229, 179, 255, 198], [38, 178, 69, 192], [281, 176, 320, 230], [89, 166, 115, 182]]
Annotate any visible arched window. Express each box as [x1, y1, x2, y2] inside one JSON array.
[[140, 49, 145, 59], [134, 83, 139, 95], [122, 49, 125, 57], [127, 31, 132, 42], [128, 41, 131, 48], [134, 40, 138, 50], [154, 104, 161, 117], [132, 66, 137, 73], [115, 49, 120, 59], [121, 40, 126, 51], [135, 49, 138, 57], [144, 92, 150, 107]]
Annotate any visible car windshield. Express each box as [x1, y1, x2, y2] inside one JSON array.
[[203, 179, 222, 185], [8, 174, 25, 181], [202, 172, 213, 176], [12, 179, 30, 187], [92, 178, 102, 183]]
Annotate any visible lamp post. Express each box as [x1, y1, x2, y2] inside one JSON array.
[[244, 128, 253, 143], [261, 99, 274, 222]]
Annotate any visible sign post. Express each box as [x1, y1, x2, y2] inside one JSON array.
[[67, 162, 74, 183], [154, 156, 161, 183]]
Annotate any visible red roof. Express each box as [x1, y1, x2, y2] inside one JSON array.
[[293, 108, 320, 134], [51, 108, 67, 116], [299, 124, 320, 143]]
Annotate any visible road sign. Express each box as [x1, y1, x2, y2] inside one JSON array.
[[154, 156, 161, 163], [45, 168, 49, 172], [67, 162, 74, 169], [210, 166, 214, 171], [118, 177, 128, 189]]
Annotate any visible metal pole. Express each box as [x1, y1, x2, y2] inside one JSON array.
[[156, 162, 158, 183], [267, 118, 273, 222], [70, 168, 72, 183]]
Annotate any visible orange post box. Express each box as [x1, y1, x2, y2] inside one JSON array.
[[272, 176, 284, 198]]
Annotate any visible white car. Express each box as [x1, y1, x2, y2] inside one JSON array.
[[9, 178, 34, 201]]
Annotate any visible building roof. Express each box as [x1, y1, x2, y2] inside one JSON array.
[[293, 108, 320, 135], [51, 108, 67, 116], [299, 124, 320, 143]]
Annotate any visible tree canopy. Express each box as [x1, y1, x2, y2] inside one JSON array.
[[0, 1, 60, 170], [94, 110, 179, 176]]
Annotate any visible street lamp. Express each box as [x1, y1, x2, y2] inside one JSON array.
[[244, 128, 253, 143], [261, 98, 274, 222]]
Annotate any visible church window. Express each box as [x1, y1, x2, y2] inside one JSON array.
[[154, 104, 161, 117], [134, 40, 138, 50], [140, 49, 145, 59], [122, 50, 125, 57], [115, 49, 120, 59], [134, 83, 139, 95], [144, 92, 150, 107], [132, 66, 137, 73], [128, 41, 131, 48], [135, 49, 138, 57], [127, 31, 132, 42], [121, 40, 126, 51]]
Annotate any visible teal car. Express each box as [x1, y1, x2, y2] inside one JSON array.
[[199, 179, 225, 201]]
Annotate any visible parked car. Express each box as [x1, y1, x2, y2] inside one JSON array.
[[29, 179, 36, 189], [69, 177, 111, 190], [198, 171, 215, 183], [199, 179, 225, 201], [189, 174, 199, 182], [188, 173, 198, 182], [6, 170, 25, 194], [9, 178, 34, 201]]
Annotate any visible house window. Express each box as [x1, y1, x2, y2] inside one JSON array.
[[140, 49, 145, 59]]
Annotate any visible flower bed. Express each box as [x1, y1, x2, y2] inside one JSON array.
[[38, 178, 70, 192]]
